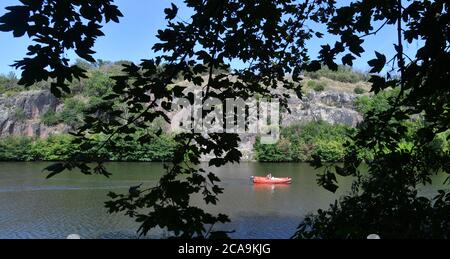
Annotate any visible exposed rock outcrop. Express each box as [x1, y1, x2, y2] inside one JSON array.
[[0, 90, 69, 138], [283, 91, 362, 127]]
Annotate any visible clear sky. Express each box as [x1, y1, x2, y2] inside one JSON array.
[[0, 0, 421, 75]]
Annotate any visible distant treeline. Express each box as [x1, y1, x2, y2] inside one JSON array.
[[2, 118, 447, 163], [0, 121, 352, 162], [0, 133, 178, 162]]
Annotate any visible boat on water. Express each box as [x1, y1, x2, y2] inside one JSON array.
[[251, 176, 292, 184]]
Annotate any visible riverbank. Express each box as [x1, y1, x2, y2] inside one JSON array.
[[0, 121, 358, 163]]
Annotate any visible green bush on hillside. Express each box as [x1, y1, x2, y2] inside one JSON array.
[[59, 98, 87, 128], [39, 98, 88, 128], [304, 66, 368, 83], [255, 121, 353, 162], [353, 86, 366, 94], [354, 88, 400, 114], [41, 111, 61, 126], [307, 80, 326, 92]]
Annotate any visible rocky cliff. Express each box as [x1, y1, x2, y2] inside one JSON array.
[[283, 90, 362, 127], [0, 89, 362, 160], [0, 90, 69, 138]]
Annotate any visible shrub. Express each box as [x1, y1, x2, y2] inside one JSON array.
[[307, 80, 317, 88], [312, 140, 346, 162], [0, 131, 179, 162], [59, 98, 87, 128], [41, 111, 61, 126], [4, 90, 20, 97], [354, 86, 366, 94], [254, 121, 353, 162], [354, 88, 399, 114], [84, 71, 114, 97], [109, 133, 178, 162], [0, 137, 34, 161], [313, 82, 326, 92], [307, 80, 326, 92], [305, 66, 368, 83], [30, 135, 77, 161], [255, 139, 292, 162]]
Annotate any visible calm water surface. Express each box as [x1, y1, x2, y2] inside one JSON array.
[[0, 162, 447, 239]]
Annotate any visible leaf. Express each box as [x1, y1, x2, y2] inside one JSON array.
[[44, 163, 66, 179], [317, 169, 339, 193], [305, 61, 322, 72], [129, 184, 142, 197], [207, 172, 221, 183], [164, 3, 178, 20], [342, 54, 355, 66], [367, 51, 386, 73], [335, 166, 352, 177], [315, 32, 324, 38]]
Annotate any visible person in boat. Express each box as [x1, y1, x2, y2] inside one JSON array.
[[266, 173, 272, 179]]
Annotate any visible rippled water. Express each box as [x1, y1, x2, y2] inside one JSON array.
[[0, 162, 447, 239]]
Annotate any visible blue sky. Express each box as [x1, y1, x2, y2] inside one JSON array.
[[0, 0, 421, 75]]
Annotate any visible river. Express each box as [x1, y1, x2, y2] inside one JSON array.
[[0, 162, 447, 239]]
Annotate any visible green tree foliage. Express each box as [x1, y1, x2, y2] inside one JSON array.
[[0, 133, 178, 162], [41, 111, 60, 126], [255, 138, 292, 162], [0, 137, 34, 161], [37, 63, 123, 127], [354, 88, 400, 114], [255, 121, 352, 163], [30, 135, 78, 161], [58, 98, 87, 128]]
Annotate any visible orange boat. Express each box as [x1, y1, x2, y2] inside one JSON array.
[[252, 176, 292, 184]]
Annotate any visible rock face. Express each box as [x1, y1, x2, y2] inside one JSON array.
[[283, 91, 362, 127], [0, 89, 363, 160], [0, 90, 69, 138]]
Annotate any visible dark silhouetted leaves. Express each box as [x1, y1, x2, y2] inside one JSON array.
[[367, 51, 386, 73], [164, 3, 178, 20]]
